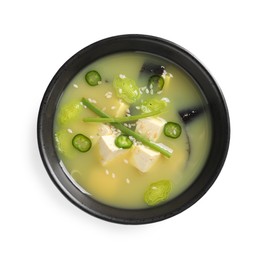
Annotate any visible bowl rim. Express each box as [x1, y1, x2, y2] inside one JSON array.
[[37, 34, 230, 224]]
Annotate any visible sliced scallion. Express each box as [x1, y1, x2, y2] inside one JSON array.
[[85, 70, 101, 86], [164, 122, 181, 139], [148, 75, 165, 92], [72, 134, 92, 152], [115, 135, 133, 149]]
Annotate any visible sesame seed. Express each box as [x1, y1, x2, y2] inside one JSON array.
[[88, 98, 97, 103], [150, 89, 154, 95], [118, 88, 122, 94], [105, 169, 109, 175], [73, 84, 78, 88], [119, 74, 126, 79], [112, 173, 116, 179], [126, 178, 130, 184], [145, 89, 149, 94], [129, 136, 138, 145], [105, 91, 112, 99], [161, 97, 170, 103], [124, 159, 129, 164], [111, 106, 116, 110], [67, 128, 73, 133]]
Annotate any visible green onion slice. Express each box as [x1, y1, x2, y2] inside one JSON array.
[[148, 75, 164, 91], [115, 134, 133, 149], [163, 122, 182, 139], [72, 134, 92, 152], [85, 70, 101, 86]]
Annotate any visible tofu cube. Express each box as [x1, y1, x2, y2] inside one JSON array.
[[163, 73, 172, 89], [114, 100, 129, 117], [135, 117, 166, 141], [105, 97, 129, 117], [98, 124, 113, 136], [99, 135, 127, 165], [130, 145, 160, 173]]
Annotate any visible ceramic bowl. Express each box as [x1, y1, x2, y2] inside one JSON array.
[[37, 35, 230, 224]]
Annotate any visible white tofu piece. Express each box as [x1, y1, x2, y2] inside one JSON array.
[[135, 117, 166, 141], [163, 73, 172, 89], [99, 135, 127, 165], [130, 145, 160, 173], [98, 124, 113, 136], [114, 100, 129, 117]]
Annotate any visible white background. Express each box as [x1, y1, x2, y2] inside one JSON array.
[[1, 0, 267, 259]]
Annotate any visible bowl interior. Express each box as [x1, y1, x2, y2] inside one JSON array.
[[37, 35, 230, 224]]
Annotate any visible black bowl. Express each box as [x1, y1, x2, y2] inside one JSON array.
[[37, 34, 230, 224]]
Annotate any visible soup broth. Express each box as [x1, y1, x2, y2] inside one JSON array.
[[54, 52, 212, 209]]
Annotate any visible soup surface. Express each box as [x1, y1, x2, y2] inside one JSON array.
[[54, 52, 212, 209]]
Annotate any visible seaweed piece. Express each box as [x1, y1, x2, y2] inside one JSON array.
[[140, 62, 165, 76], [179, 107, 204, 124]]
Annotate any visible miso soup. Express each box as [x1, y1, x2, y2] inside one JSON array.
[[53, 52, 212, 209]]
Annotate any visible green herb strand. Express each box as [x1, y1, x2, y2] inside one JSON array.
[[83, 110, 162, 123]]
